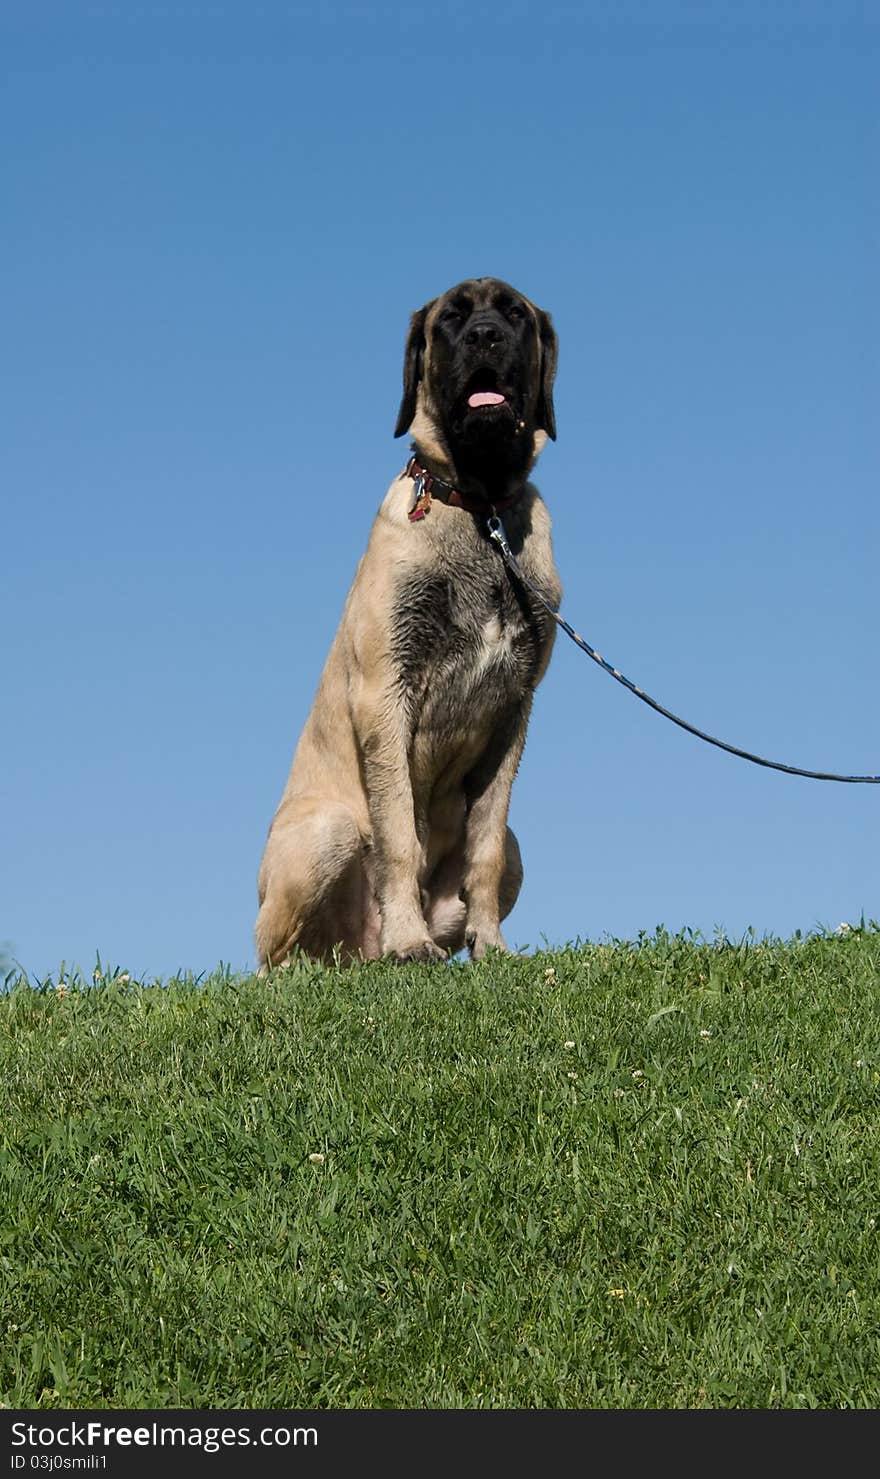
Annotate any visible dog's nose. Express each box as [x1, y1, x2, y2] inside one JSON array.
[[464, 316, 506, 350]]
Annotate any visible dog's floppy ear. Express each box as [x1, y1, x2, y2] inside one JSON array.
[[394, 302, 432, 438], [534, 307, 558, 441]]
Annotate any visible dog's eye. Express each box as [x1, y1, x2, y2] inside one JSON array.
[[441, 308, 463, 326], [507, 304, 525, 322]]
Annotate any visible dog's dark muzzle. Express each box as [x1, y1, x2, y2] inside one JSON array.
[[452, 321, 521, 411]]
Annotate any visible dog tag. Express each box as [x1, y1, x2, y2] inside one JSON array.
[[408, 475, 432, 522]]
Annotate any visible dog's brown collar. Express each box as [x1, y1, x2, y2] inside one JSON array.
[[404, 454, 525, 523]]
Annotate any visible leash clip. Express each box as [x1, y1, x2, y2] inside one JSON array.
[[486, 511, 512, 561]]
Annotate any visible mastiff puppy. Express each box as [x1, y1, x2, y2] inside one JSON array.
[[256, 276, 561, 968]]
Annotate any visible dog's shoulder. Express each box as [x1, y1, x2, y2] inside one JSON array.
[[503, 482, 562, 608]]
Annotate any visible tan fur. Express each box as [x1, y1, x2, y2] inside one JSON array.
[[256, 280, 561, 970]]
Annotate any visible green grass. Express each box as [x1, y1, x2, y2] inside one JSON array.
[[2, 925, 879, 1409]]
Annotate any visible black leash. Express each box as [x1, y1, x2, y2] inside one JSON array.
[[486, 514, 880, 784]]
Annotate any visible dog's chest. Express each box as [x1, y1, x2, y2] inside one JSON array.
[[390, 547, 549, 722]]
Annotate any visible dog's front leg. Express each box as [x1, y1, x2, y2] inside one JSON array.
[[462, 702, 531, 959], [351, 677, 446, 963]]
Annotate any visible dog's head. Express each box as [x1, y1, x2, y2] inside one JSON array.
[[394, 277, 557, 492]]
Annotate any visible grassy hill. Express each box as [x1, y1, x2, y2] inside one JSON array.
[[2, 926, 879, 1409]]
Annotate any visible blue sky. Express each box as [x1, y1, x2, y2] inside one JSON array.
[[3, 1, 877, 980]]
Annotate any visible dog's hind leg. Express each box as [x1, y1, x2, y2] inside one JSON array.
[[255, 799, 368, 971]]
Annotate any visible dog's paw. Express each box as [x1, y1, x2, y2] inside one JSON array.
[[465, 929, 508, 961], [388, 938, 448, 965]]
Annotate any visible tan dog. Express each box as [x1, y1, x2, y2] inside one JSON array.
[[256, 277, 561, 968]]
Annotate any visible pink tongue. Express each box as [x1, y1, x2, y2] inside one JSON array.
[[468, 390, 505, 407]]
